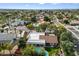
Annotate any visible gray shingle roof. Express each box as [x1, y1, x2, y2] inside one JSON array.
[[16, 26, 30, 32], [0, 33, 16, 41]]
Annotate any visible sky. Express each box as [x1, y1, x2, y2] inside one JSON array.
[[0, 3, 79, 9]]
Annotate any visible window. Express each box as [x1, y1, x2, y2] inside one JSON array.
[[50, 43, 54, 45], [40, 44, 44, 47], [46, 43, 50, 46]]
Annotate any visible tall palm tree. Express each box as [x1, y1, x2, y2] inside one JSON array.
[[7, 44, 13, 55], [1, 43, 8, 55], [0, 46, 2, 55]]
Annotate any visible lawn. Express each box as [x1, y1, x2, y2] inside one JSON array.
[[45, 47, 60, 56]]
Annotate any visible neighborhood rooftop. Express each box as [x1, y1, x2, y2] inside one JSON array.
[[0, 33, 16, 41], [40, 35, 58, 44]]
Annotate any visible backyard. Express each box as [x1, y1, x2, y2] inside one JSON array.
[[45, 47, 60, 56]]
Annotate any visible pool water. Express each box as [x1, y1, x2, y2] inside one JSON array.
[[45, 50, 49, 56], [35, 47, 49, 56]]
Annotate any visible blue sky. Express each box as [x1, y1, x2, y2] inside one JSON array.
[[0, 3, 79, 9]]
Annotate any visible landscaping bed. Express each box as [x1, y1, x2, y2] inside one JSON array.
[[45, 47, 60, 56]]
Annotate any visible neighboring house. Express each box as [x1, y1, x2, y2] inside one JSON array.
[[45, 28, 54, 34], [3, 26, 9, 30], [15, 26, 30, 38], [0, 33, 16, 43], [70, 20, 79, 26], [11, 19, 31, 26], [27, 32, 58, 47], [16, 26, 30, 32], [36, 14, 45, 24]]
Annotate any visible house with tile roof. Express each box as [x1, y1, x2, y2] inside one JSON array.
[[27, 32, 58, 47]]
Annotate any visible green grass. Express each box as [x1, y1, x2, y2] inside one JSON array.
[[45, 47, 60, 56]]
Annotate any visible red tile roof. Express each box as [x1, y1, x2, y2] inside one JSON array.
[[39, 35, 58, 44]]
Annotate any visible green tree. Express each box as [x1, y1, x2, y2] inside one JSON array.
[[7, 44, 13, 55], [62, 41, 74, 56], [35, 26, 42, 32], [44, 16, 50, 22], [0, 46, 2, 55], [48, 24, 57, 31], [1, 43, 8, 54], [60, 31, 75, 56], [39, 23, 48, 32], [57, 14, 63, 19], [60, 31, 73, 42], [63, 20, 70, 24], [31, 16, 37, 22], [27, 23, 34, 30], [52, 24, 66, 39], [18, 38, 26, 49], [21, 45, 35, 56]]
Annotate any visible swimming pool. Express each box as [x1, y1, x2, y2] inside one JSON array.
[[35, 47, 49, 56]]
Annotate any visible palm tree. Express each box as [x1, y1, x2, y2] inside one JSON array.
[[18, 38, 26, 49], [7, 44, 13, 55], [0, 43, 13, 55], [0, 46, 2, 55], [14, 27, 17, 38], [1, 43, 8, 55], [21, 45, 35, 56]]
